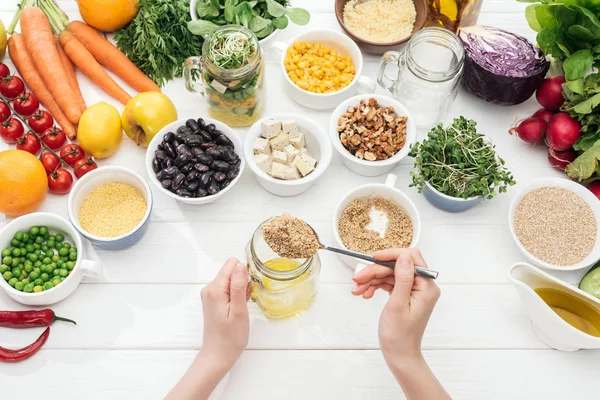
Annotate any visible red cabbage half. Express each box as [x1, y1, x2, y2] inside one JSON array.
[[458, 26, 549, 106]]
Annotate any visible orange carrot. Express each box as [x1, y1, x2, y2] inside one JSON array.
[[59, 31, 132, 105], [7, 34, 77, 140], [67, 21, 161, 93], [20, 7, 82, 125], [55, 35, 87, 114]]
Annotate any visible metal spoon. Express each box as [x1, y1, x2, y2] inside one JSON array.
[[307, 226, 439, 280]]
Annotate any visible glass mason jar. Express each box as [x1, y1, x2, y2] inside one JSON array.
[[425, 0, 483, 33], [377, 27, 464, 129], [183, 26, 265, 127], [246, 221, 321, 319]]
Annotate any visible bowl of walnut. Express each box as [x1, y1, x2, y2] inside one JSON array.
[[329, 95, 416, 177]]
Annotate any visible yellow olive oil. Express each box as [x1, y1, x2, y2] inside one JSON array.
[[425, 0, 482, 32], [535, 288, 600, 337]]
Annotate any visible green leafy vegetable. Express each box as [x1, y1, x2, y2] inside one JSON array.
[[207, 29, 256, 69], [567, 140, 600, 180], [409, 117, 516, 199]]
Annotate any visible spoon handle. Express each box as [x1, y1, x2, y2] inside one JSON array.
[[323, 246, 439, 280]]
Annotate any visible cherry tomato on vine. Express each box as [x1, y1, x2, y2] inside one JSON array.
[[48, 168, 73, 194], [0, 118, 25, 144], [41, 127, 66, 150], [0, 102, 10, 122], [40, 152, 61, 174], [0, 76, 25, 99], [28, 110, 54, 134], [16, 132, 41, 155], [13, 92, 39, 117], [0, 64, 9, 79], [60, 144, 84, 166], [73, 157, 98, 178]]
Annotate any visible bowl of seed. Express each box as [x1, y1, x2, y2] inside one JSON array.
[[332, 173, 421, 270], [509, 178, 600, 271], [67, 166, 153, 251]]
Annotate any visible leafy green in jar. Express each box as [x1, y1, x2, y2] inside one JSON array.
[[207, 30, 256, 69], [409, 117, 515, 199]]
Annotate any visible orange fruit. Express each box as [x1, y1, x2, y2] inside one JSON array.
[[0, 150, 48, 217], [77, 0, 139, 32]]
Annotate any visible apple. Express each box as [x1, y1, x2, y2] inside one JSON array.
[[122, 92, 177, 147]]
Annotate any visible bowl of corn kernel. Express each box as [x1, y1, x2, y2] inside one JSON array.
[[272, 29, 376, 109]]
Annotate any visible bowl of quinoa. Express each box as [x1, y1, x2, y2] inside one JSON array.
[[67, 166, 153, 251]]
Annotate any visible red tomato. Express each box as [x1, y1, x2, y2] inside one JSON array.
[[28, 110, 54, 134], [0, 64, 9, 79], [13, 92, 40, 117], [16, 132, 41, 155], [73, 157, 98, 178], [0, 118, 25, 144], [0, 102, 10, 122], [0, 76, 25, 99], [59, 144, 84, 166], [41, 127, 66, 150], [48, 168, 73, 194], [41, 152, 61, 174]]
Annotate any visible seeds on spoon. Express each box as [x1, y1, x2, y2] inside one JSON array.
[[263, 213, 319, 259]]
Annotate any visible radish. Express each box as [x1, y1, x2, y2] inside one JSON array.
[[546, 112, 581, 151], [532, 108, 554, 124], [509, 117, 546, 143], [548, 148, 577, 170], [536, 76, 566, 112], [588, 182, 600, 201]]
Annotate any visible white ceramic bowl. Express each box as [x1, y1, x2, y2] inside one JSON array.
[[244, 114, 332, 197], [146, 118, 245, 205], [509, 178, 600, 271], [271, 29, 376, 109], [68, 166, 153, 251], [0, 213, 102, 305], [332, 174, 421, 270], [329, 94, 417, 177]]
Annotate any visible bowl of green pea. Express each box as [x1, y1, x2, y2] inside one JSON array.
[[0, 212, 102, 306]]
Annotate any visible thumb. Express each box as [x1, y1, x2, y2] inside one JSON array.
[[229, 262, 249, 317], [387, 254, 415, 310]]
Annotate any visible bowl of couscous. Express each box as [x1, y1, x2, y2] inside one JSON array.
[[67, 166, 153, 251]]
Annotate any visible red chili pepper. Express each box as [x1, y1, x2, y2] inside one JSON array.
[[0, 327, 50, 363], [0, 309, 76, 329]]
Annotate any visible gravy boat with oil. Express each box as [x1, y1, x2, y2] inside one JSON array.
[[508, 262, 600, 351]]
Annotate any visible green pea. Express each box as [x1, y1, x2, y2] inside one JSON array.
[[59, 269, 68, 277], [28, 253, 38, 263], [29, 226, 39, 236], [40, 273, 49, 282], [33, 286, 42, 293], [56, 260, 64, 268], [3, 256, 12, 265], [11, 239, 20, 247], [24, 259, 32, 267], [62, 242, 71, 249], [3, 271, 12, 280], [48, 235, 55, 242], [1, 249, 11, 257], [23, 283, 34, 293], [42, 257, 52, 265], [58, 248, 69, 257], [50, 262, 57, 269], [43, 281, 54, 290], [41, 245, 48, 252], [33, 261, 42, 268], [52, 255, 60, 262], [66, 261, 75, 270], [35, 236, 44, 244], [24, 263, 33, 273], [26, 244, 35, 253], [8, 277, 18, 287], [52, 279, 61, 286], [55, 234, 64, 242], [15, 281, 24, 291], [33, 278, 43, 286], [47, 241, 55, 249], [21, 278, 29, 284], [29, 270, 40, 280], [55, 242, 63, 250], [69, 253, 77, 261], [14, 232, 24, 242], [20, 272, 28, 280], [34, 243, 41, 250], [39, 226, 48, 236], [11, 259, 18, 268], [12, 268, 21, 277], [59, 277, 65, 281], [11, 248, 21, 257], [53, 269, 60, 276]]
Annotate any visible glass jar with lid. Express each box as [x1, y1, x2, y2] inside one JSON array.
[[377, 27, 464, 129], [246, 220, 321, 319], [183, 25, 265, 127], [425, 0, 483, 33]]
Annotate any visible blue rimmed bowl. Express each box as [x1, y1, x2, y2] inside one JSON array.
[[422, 182, 481, 213], [67, 166, 153, 251]]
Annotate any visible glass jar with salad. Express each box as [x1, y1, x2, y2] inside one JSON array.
[[184, 26, 265, 127]]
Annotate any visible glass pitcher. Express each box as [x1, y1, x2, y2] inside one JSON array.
[[425, 0, 483, 33], [183, 26, 265, 127], [377, 27, 464, 129]]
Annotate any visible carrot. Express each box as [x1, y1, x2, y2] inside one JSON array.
[[7, 34, 77, 140], [67, 21, 161, 93], [59, 31, 132, 105], [55, 35, 87, 114], [20, 7, 82, 125]]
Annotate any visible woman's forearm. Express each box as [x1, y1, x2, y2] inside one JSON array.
[[388, 355, 452, 400], [166, 350, 230, 400]]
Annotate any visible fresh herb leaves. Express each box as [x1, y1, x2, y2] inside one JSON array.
[[207, 30, 256, 69], [409, 117, 515, 199]]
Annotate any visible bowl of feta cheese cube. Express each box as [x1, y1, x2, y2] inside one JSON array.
[[244, 115, 332, 197]]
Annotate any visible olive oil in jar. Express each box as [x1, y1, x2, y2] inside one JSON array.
[[425, 0, 482, 33], [535, 288, 600, 337]]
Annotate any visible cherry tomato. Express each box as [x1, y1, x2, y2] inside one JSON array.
[[0, 118, 25, 144], [73, 157, 98, 178], [41, 127, 67, 150], [59, 144, 84, 166], [48, 168, 73, 194], [0, 64, 9, 79], [0, 76, 25, 99], [28, 110, 54, 134], [13, 92, 39, 117], [40, 152, 61, 174], [16, 132, 41, 155], [0, 102, 10, 122]]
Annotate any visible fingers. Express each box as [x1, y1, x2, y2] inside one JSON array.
[[229, 262, 249, 318], [374, 248, 428, 268], [215, 257, 240, 288], [352, 264, 394, 284], [386, 254, 415, 310], [362, 283, 393, 299], [351, 276, 395, 296], [246, 282, 253, 302]]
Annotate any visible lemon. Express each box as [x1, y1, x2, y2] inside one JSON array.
[[0, 21, 7, 61], [78, 102, 123, 159]]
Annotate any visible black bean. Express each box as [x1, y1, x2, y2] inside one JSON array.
[[196, 187, 208, 197], [209, 129, 223, 140], [174, 154, 191, 167], [213, 171, 227, 183], [186, 181, 200, 191], [185, 135, 203, 147], [186, 119, 199, 131], [164, 142, 176, 158], [206, 123, 215, 132], [215, 134, 234, 148], [227, 166, 240, 180], [220, 179, 232, 190], [164, 131, 175, 144], [161, 179, 172, 189], [186, 170, 199, 182], [199, 130, 213, 142], [200, 171, 213, 187], [207, 147, 226, 160], [191, 147, 204, 157], [193, 163, 210, 172], [158, 143, 165, 151], [177, 126, 192, 136], [181, 163, 194, 174], [152, 158, 161, 172], [207, 180, 220, 195], [213, 160, 230, 172], [176, 189, 193, 198], [163, 158, 174, 168], [155, 150, 169, 161], [200, 142, 216, 149], [197, 154, 214, 166], [224, 148, 239, 164], [197, 118, 206, 129], [176, 143, 191, 156], [162, 166, 179, 178], [156, 169, 166, 181], [171, 173, 186, 191]]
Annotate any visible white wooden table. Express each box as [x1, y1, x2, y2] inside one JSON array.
[[1, 1, 599, 398]]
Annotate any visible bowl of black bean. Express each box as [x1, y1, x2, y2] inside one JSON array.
[[146, 117, 245, 204]]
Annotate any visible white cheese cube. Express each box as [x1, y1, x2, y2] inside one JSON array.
[[294, 153, 317, 177], [261, 119, 282, 139], [271, 162, 300, 180], [254, 154, 272, 174], [281, 120, 299, 136], [289, 132, 305, 149], [270, 131, 289, 152], [272, 150, 288, 165], [253, 137, 271, 155], [283, 145, 299, 165]]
